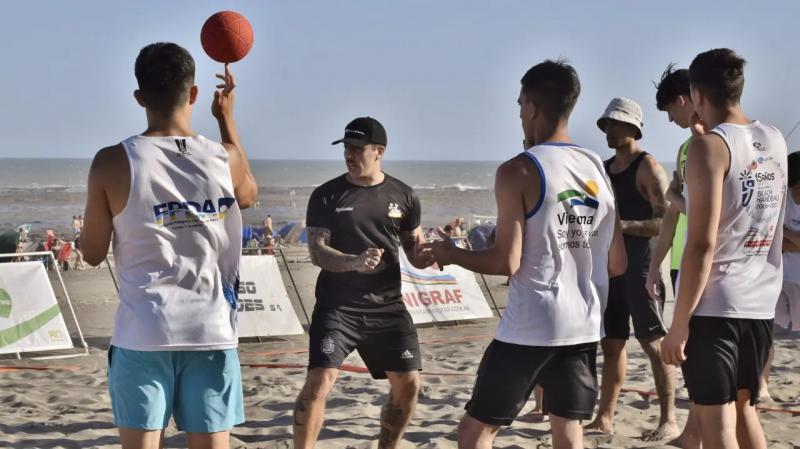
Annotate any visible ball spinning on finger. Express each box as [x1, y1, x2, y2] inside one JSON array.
[[201, 11, 254, 63]]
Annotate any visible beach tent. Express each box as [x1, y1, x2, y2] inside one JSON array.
[[242, 225, 267, 247], [467, 223, 496, 251], [282, 220, 308, 244]]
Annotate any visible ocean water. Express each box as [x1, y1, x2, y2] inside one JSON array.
[[0, 158, 676, 235]]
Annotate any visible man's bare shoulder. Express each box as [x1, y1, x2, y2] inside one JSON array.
[[639, 153, 666, 176], [498, 154, 539, 183], [689, 132, 727, 154], [91, 144, 127, 173]]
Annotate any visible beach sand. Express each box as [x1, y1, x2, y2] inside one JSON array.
[[1, 249, 798, 449]]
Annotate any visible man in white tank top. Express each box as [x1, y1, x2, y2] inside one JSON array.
[[430, 60, 627, 449], [761, 151, 800, 399], [79, 43, 258, 449], [661, 48, 788, 449]]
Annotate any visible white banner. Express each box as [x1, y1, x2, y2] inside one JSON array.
[[0, 262, 72, 354], [399, 251, 494, 323], [237, 255, 304, 337]]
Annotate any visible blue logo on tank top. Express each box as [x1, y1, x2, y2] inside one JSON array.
[[153, 197, 236, 228]]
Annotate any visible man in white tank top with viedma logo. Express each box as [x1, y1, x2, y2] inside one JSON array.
[[586, 97, 678, 441], [79, 43, 258, 449], [430, 60, 626, 449], [761, 151, 800, 399], [292, 117, 436, 449], [660, 49, 788, 449]]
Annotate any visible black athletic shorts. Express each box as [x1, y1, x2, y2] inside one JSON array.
[[682, 316, 773, 406], [604, 274, 666, 340], [465, 340, 598, 425], [307, 307, 421, 379]]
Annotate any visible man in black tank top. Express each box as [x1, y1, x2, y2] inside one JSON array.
[[585, 98, 679, 441]]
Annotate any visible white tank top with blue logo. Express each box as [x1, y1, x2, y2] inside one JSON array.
[[495, 143, 616, 346], [111, 135, 242, 351], [687, 121, 787, 319]]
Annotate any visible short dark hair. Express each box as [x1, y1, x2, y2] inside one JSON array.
[[520, 59, 581, 121], [689, 48, 746, 108], [655, 63, 690, 110], [789, 151, 800, 187], [134, 42, 195, 113]]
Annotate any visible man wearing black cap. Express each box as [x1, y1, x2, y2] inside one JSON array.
[[292, 117, 435, 449]]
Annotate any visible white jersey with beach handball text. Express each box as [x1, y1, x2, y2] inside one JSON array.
[[110, 135, 243, 351], [689, 121, 788, 319], [496, 143, 616, 346], [782, 194, 800, 284]]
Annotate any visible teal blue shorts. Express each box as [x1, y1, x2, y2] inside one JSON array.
[[108, 346, 244, 432]]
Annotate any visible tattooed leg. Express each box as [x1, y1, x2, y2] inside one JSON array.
[[379, 372, 421, 449], [293, 368, 338, 449]]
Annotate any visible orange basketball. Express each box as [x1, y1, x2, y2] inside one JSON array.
[[200, 11, 254, 63]]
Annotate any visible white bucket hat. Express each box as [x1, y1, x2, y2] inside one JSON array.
[[597, 97, 643, 140]]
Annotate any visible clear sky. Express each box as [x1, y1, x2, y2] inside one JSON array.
[[1, 0, 798, 162]]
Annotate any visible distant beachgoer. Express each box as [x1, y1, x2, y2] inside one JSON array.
[[453, 217, 465, 236], [443, 224, 454, 236], [264, 214, 273, 236], [72, 215, 81, 235], [73, 233, 85, 270], [14, 242, 25, 262], [289, 189, 297, 210], [430, 60, 625, 449]]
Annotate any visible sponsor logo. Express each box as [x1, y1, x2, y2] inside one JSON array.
[[0, 287, 11, 318], [345, 128, 366, 136], [752, 141, 766, 152], [739, 170, 756, 207], [403, 288, 463, 307], [557, 181, 600, 209], [400, 350, 414, 360], [237, 298, 266, 312], [174, 138, 191, 156], [401, 270, 457, 286], [387, 202, 403, 219], [153, 197, 236, 227], [236, 282, 284, 313], [743, 227, 773, 256], [321, 335, 335, 354], [335, 207, 354, 213]]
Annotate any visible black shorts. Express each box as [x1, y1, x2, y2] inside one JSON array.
[[604, 274, 666, 340], [682, 316, 773, 406], [308, 307, 421, 379], [465, 340, 598, 425], [670, 269, 679, 292]]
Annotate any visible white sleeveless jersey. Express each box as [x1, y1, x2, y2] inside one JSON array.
[[496, 143, 616, 346], [784, 194, 800, 284], [688, 121, 788, 318], [110, 135, 243, 351]]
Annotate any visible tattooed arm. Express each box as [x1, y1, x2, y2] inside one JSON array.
[[306, 226, 383, 273], [399, 226, 435, 269], [621, 155, 669, 237]]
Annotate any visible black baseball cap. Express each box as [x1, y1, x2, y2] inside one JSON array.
[[331, 117, 387, 147]]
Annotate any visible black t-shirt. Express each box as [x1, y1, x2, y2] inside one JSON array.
[[306, 173, 421, 312]]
